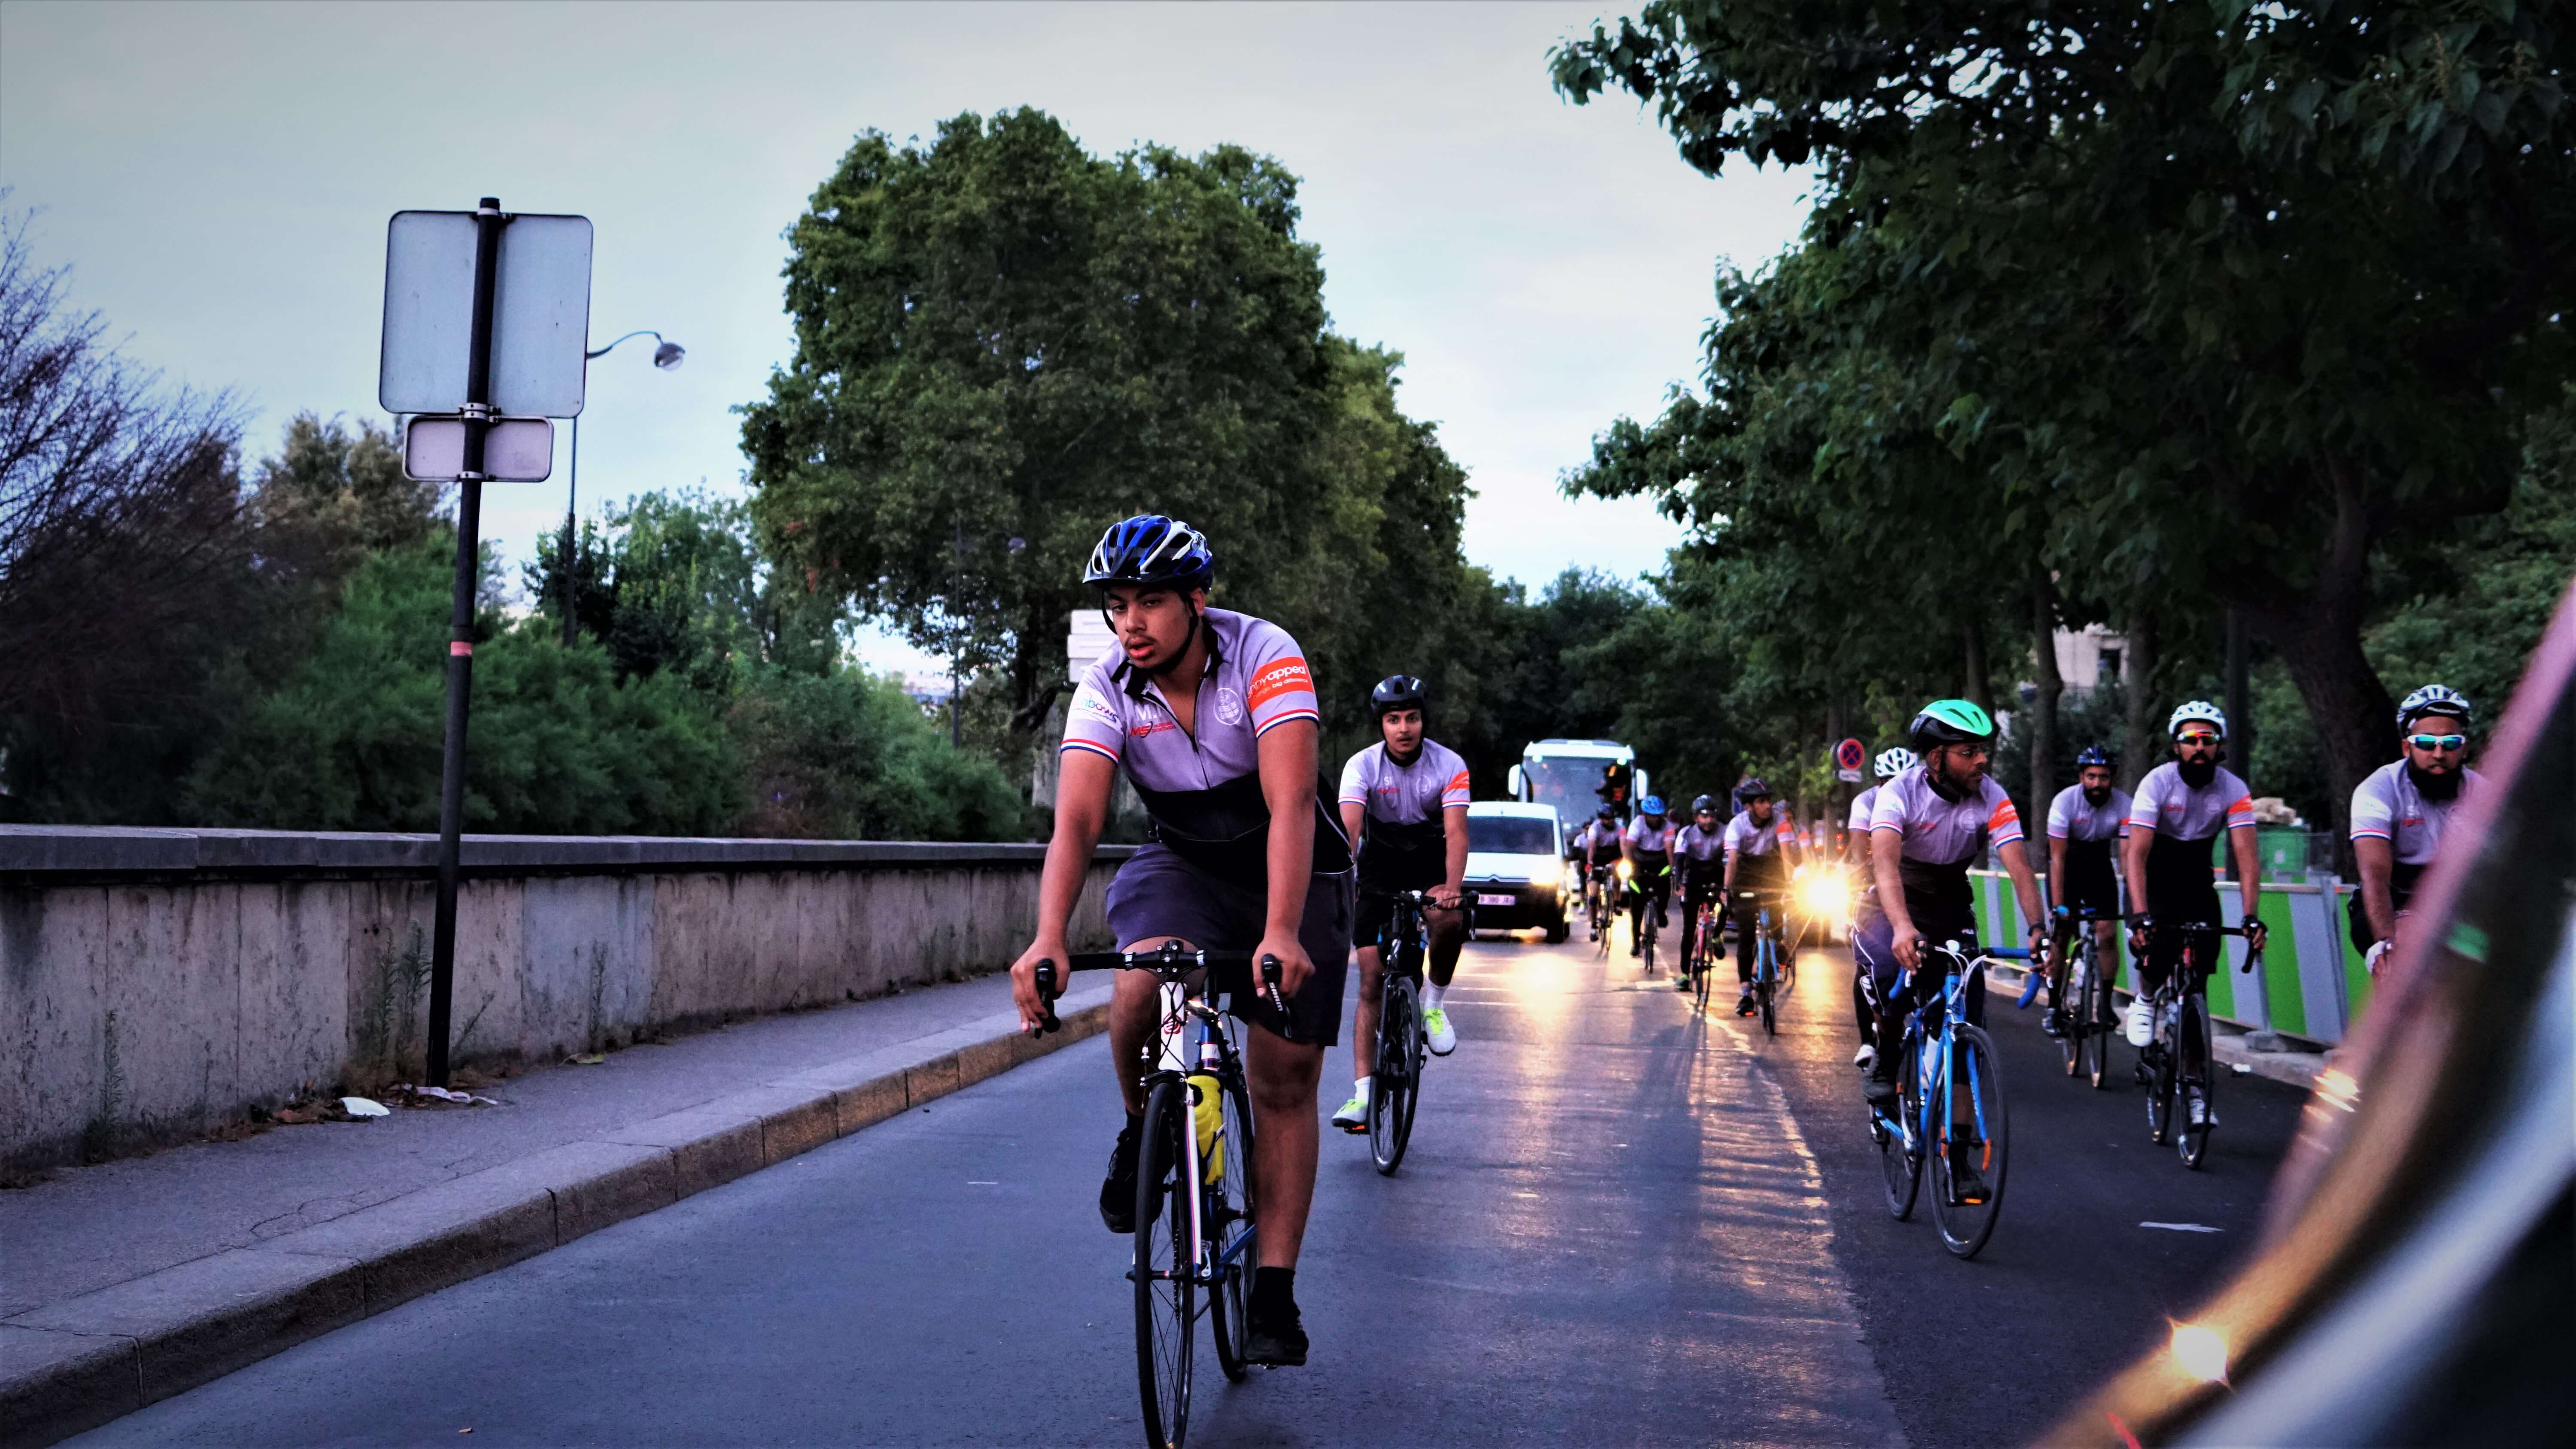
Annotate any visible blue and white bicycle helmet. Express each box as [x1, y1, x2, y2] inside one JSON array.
[[1084, 515, 1213, 591], [2074, 744, 2114, 769], [1639, 795, 1667, 816], [2396, 684, 2473, 731], [1872, 747, 1917, 779]]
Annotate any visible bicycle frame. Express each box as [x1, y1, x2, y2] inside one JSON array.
[[1879, 946, 2019, 1158]]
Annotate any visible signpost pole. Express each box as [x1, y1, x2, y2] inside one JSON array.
[[427, 196, 504, 1088]]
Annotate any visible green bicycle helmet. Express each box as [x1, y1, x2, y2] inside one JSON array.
[[1906, 698, 1996, 750]]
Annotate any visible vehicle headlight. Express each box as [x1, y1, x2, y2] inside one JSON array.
[[1615, 859, 1633, 882], [1795, 866, 1852, 920]]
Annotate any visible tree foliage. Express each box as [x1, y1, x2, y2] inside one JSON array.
[[1554, 0, 2576, 829]]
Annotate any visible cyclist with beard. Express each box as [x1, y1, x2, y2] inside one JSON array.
[[1672, 795, 1728, 992], [2040, 745, 2130, 1036], [1843, 748, 1914, 1070], [1858, 700, 2049, 1188], [1722, 778, 1803, 1016], [2349, 685, 2484, 975], [1573, 806, 1622, 940], [2121, 702, 2268, 1051], [1009, 515, 1352, 1367], [1332, 676, 1471, 1134], [1619, 795, 1678, 961]]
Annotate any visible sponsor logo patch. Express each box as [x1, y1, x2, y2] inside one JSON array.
[[1246, 656, 1312, 710], [1130, 720, 1178, 738], [1216, 686, 1245, 727]]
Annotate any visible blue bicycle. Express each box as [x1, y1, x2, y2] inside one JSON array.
[[1868, 940, 2023, 1259], [1730, 888, 1796, 1037]]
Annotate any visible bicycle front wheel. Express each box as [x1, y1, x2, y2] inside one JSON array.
[[1133, 1082, 1195, 1449], [2083, 964, 2113, 1090], [2177, 996, 2215, 1170], [1877, 1034, 1923, 1220], [1931, 1024, 2009, 1260], [1693, 943, 1713, 1012], [1370, 980, 1421, 1175], [1205, 1067, 1258, 1382]]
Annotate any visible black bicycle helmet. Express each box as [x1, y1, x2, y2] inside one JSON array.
[[2075, 744, 2114, 769], [1083, 515, 1213, 591], [1735, 776, 1774, 804], [1690, 794, 1717, 815], [1907, 698, 1996, 750], [1370, 675, 1427, 719]]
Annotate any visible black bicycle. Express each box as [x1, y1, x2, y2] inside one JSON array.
[[1031, 946, 1279, 1449], [1683, 895, 1720, 1011], [1367, 889, 1459, 1175], [2050, 906, 2123, 1089], [1626, 861, 1668, 975], [2130, 922, 2261, 1170]]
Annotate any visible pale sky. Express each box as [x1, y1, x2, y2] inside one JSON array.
[[0, 0, 1810, 676]]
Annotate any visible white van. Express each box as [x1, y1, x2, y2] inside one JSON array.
[[1464, 801, 1569, 943]]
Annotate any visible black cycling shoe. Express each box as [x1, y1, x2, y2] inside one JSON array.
[[1674, 973, 1692, 993], [1099, 1115, 1145, 1234], [1862, 1070, 1899, 1108], [1243, 1296, 1309, 1367], [2040, 1007, 2064, 1038], [1946, 1149, 1992, 1205]]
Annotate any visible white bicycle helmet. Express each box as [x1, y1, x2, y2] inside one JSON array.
[[1873, 747, 1918, 779], [2167, 700, 2228, 740], [2396, 684, 2473, 731]]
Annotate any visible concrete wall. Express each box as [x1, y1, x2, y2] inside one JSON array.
[[0, 828, 1129, 1173]]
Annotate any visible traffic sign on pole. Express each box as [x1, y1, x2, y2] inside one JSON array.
[[378, 199, 592, 1086], [1834, 737, 1865, 773]]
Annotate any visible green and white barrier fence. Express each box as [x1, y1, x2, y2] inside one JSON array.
[[1967, 869, 2370, 1046]]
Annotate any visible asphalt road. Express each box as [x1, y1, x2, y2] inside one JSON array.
[[75, 923, 2303, 1448]]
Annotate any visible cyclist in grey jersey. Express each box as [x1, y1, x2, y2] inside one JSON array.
[[1671, 796, 1727, 991], [2121, 701, 2267, 1053], [1843, 747, 1914, 1067], [1009, 515, 1349, 1367], [2350, 685, 2484, 973], [1331, 676, 1470, 1132], [1721, 779, 1802, 1015], [1620, 799, 1679, 958], [2040, 745, 2129, 1036]]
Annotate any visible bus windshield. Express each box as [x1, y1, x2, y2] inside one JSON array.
[[1523, 756, 1619, 834]]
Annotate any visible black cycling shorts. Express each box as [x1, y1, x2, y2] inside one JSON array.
[[1105, 844, 1353, 1047]]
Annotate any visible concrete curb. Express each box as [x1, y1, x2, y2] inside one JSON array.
[[0, 1000, 1109, 1449]]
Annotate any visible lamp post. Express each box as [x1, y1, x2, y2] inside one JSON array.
[[562, 330, 683, 645]]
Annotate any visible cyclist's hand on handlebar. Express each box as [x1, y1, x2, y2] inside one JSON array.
[[1890, 923, 1923, 971], [1427, 884, 1463, 911], [2127, 914, 2154, 957], [1256, 930, 1314, 1002], [1009, 937, 1069, 1034], [2241, 915, 2268, 953]]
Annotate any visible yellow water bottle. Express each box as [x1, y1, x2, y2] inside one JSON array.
[[1189, 1073, 1224, 1185]]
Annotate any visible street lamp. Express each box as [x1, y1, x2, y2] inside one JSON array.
[[562, 330, 684, 646]]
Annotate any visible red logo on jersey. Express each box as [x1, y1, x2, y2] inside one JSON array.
[[1246, 656, 1312, 710]]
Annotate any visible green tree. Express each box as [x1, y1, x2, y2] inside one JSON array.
[[188, 538, 742, 834], [739, 109, 1481, 760], [1553, 0, 2576, 834], [731, 665, 1028, 841]]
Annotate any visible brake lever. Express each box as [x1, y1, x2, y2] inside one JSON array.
[[1258, 953, 1285, 1015], [1031, 960, 1062, 1036]]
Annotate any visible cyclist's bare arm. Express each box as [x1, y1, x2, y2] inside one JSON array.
[[2122, 827, 2154, 921], [1012, 748, 1114, 1029], [2354, 834, 2399, 945], [1338, 800, 1366, 871], [2047, 836, 2069, 914], [1995, 839, 2046, 946], [2229, 828, 2267, 947], [1436, 803, 1467, 909], [1256, 718, 1321, 1000], [1871, 825, 1919, 965]]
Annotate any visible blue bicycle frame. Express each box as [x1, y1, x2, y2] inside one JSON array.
[[1878, 944, 2029, 1157]]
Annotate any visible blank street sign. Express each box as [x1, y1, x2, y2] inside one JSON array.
[[404, 416, 554, 482], [380, 210, 593, 417]]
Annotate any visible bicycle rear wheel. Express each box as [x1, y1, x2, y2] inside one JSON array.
[[1774, 926, 1797, 997], [2083, 963, 2113, 1091], [1133, 1082, 1194, 1449], [2144, 1023, 2175, 1146], [1931, 1024, 2009, 1259], [1758, 958, 1777, 1039], [1204, 1066, 1258, 1383], [1877, 1034, 1923, 1220], [1693, 939, 1713, 1012], [2176, 995, 2214, 1170], [2059, 952, 2086, 1080], [1370, 979, 1421, 1175]]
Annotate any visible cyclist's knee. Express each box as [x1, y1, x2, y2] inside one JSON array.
[[1245, 1035, 1323, 1105]]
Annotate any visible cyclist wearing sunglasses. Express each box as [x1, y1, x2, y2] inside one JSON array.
[[2349, 685, 2485, 974], [2122, 702, 2267, 1046]]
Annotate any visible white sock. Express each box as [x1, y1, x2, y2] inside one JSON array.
[[1423, 983, 1446, 1011], [1348, 1075, 1372, 1103]]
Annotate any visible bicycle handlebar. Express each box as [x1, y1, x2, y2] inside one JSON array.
[[1024, 946, 1285, 1037]]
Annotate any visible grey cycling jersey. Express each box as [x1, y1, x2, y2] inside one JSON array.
[[2350, 760, 2484, 866], [1624, 816, 1678, 853], [1673, 823, 1725, 863], [1337, 740, 1470, 827], [2127, 762, 2254, 841], [1868, 765, 2026, 862], [1723, 810, 1793, 858], [1846, 785, 1879, 832], [2046, 785, 2132, 844]]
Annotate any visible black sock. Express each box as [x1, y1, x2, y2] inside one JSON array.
[[1252, 1266, 1296, 1312]]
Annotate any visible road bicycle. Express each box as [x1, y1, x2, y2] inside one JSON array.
[[1868, 940, 2024, 1259], [1732, 887, 1795, 1038], [1365, 889, 1461, 1175], [2046, 906, 2123, 1088], [1682, 894, 1721, 1012], [1582, 861, 1613, 942], [1030, 945, 1280, 1449], [1592, 864, 1621, 960], [2129, 921, 2261, 1170], [1626, 862, 1669, 976]]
